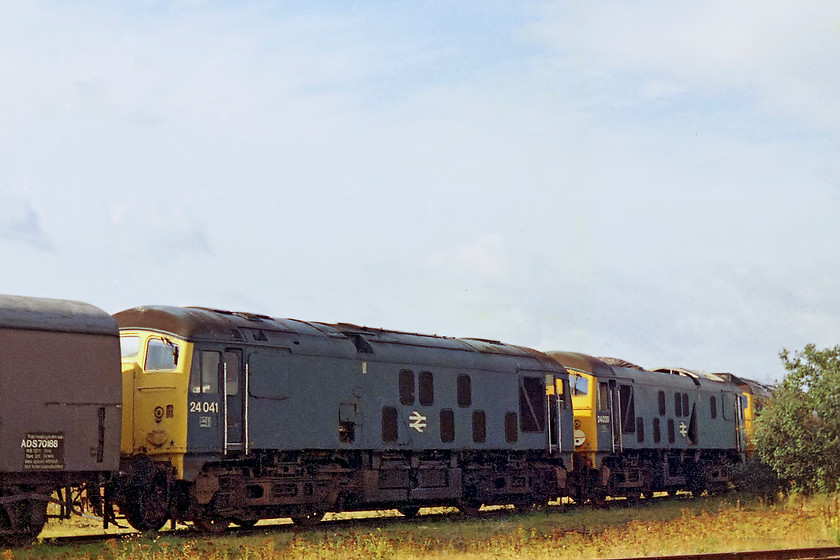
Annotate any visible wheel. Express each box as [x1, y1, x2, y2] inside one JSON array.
[[458, 501, 481, 517], [397, 506, 420, 518], [193, 517, 231, 534], [232, 517, 259, 529], [0, 499, 47, 547], [589, 491, 607, 508], [290, 511, 324, 527], [122, 472, 170, 532]]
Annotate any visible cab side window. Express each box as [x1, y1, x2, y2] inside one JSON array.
[[145, 338, 179, 371], [190, 350, 220, 394], [120, 336, 140, 359]]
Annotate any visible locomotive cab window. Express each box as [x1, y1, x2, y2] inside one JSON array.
[[570, 374, 588, 396], [190, 350, 220, 394], [120, 336, 140, 359], [145, 337, 180, 371]]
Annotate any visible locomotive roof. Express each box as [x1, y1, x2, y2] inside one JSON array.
[[544, 351, 614, 377], [114, 305, 562, 368], [0, 294, 117, 335], [547, 350, 741, 390]]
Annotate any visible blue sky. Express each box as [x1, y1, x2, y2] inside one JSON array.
[[2, 1, 840, 383]]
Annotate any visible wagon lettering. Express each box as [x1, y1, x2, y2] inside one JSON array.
[[21, 433, 64, 471]]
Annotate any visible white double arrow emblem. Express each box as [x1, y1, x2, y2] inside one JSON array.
[[409, 411, 427, 432]]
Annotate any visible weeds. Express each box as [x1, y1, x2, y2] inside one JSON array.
[[6, 494, 840, 559]]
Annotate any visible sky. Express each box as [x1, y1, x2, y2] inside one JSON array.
[[2, 1, 839, 384]]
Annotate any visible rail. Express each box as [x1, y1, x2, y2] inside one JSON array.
[[605, 547, 840, 560]]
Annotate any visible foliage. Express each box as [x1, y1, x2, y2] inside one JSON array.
[[755, 344, 840, 495], [732, 459, 783, 503], [10, 496, 840, 559]]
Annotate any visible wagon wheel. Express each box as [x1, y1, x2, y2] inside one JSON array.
[[397, 506, 420, 518], [290, 511, 324, 527], [193, 516, 231, 534], [0, 499, 47, 548]]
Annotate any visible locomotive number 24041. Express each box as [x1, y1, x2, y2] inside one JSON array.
[[189, 401, 219, 414]]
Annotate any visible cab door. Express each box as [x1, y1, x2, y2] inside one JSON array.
[[188, 349, 224, 453]]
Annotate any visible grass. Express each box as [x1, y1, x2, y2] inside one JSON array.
[[9, 493, 840, 559]]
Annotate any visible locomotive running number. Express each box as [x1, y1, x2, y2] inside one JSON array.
[[189, 401, 219, 414]]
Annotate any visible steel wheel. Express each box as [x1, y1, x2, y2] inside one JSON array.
[[290, 511, 324, 527], [193, 517, 231, 534], [122, 472, 170, 532], [397, 506, 420, 518], [232, 517, 259, 529]]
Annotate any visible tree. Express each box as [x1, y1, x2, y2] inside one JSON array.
[[755, 344, 840, 495]]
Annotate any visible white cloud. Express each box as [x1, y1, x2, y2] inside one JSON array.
[[529, 1, 840, 130], [0, 193, 53, 251]]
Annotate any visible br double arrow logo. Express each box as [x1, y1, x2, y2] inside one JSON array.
[[409, 411, 427, 432]]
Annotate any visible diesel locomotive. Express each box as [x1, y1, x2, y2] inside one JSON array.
[[108, 305, 576, 532], [549, 352, 771, 504], [0, 294, 770, 543]]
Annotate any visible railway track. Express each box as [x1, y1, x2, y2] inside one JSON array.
[[606, 547, 840, 560]]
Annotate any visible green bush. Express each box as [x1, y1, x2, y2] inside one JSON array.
[[755, 344, 840, 495]]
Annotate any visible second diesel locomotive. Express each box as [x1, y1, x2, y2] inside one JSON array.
[[109, 305, 576, 532], [549, 352, 771, 504]]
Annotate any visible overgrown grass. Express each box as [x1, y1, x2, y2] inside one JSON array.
[[10, 493, 840, 559]]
